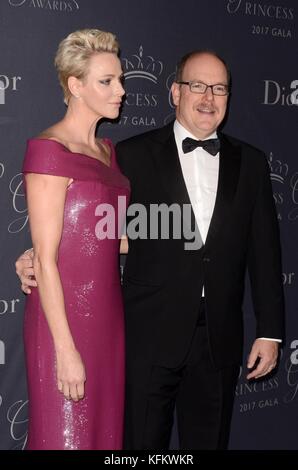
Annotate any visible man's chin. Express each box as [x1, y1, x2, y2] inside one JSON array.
[[195, 124, 217, 137]]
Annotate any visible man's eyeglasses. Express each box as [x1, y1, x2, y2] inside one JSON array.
[[176, 80, 229, 96]]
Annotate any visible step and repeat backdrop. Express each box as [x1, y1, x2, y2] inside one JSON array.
[[0, 0, 297, 450]]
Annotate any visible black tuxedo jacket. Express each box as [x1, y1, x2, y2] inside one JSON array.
[[116, 122, 284, 369]]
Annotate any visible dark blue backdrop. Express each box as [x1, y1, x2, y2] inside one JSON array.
[[0, 0, 297, 450]]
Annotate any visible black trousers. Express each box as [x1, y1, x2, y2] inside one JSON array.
[[124, 299, 239, 450]]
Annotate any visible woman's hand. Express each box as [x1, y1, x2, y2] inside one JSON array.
[[56, 347, 86, 402]]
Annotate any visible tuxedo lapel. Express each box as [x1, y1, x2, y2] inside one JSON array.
[[152, 126, 190, 207], [150, 123, 202, 245], [205, 134, 242, 249]]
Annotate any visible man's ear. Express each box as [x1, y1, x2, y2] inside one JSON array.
[[171, 82, 181, 106]]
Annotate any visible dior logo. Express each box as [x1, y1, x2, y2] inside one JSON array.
[[0, 395, 28, 449], [290, 80, 298, 104], [268, 152, 298, 222], [9, 0, 79, 11], [8, 173, 28, 234], [282, 272, 295, 286], [0, 80, 5, 104], [288, 172, 298, 221], [226, 0, 294, 20], [0, 75, 21, 105], [283, 341, 298, 404], [0, 298, 20, 315], [262, 80, 298, 106], [0, 340, 5, 365], [290, 340, 298, 365], [0, 162, 4, 178], [166, 71, 176, 109], [163, 70, 176, 125], [227, 0, 242, 13], [7, 400, 28, 450], [290, 173, 298, 205]]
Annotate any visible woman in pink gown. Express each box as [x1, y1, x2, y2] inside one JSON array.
[[22, 29, 129, 450]]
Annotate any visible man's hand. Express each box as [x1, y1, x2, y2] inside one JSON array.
[[247, 339, 279, 380], [120, 235, 129, 254], [15, 249, 37, 294]]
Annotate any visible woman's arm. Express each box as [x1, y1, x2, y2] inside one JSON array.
[[26, 173, 86, 401]]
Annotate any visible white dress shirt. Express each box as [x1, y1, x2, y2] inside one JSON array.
[[174, 120, 218, 244], [173, 120, 280, 343]]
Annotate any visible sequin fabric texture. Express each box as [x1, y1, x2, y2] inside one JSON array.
[[23, 138, 130, 450]]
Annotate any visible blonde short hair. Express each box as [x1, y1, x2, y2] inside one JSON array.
[[54, 28, 119, 104]]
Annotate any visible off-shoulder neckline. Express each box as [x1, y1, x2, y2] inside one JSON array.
[[28, 137, 113, 169]]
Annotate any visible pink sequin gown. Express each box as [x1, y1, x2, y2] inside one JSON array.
[[22, 138, 130, 450]]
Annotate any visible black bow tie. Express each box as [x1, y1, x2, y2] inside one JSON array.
[[182, 137, 220, 156]]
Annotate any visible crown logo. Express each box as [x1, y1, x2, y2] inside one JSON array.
[[268, 152, 289, 184], [122, 46, 163, 83]]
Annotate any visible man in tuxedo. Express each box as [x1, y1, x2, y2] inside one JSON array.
[[115, 50, 284, 450], [17, 50, 284, 450]]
